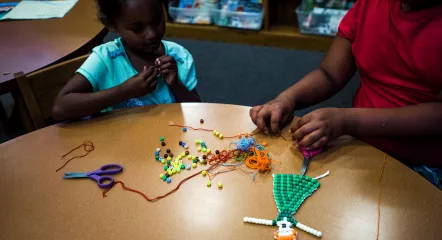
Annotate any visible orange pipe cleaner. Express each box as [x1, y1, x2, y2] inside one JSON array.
[[245, 148, 273, 172]]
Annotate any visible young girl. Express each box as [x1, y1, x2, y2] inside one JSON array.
[[53, 0, 201, 120], [250, 0, 442, 188]]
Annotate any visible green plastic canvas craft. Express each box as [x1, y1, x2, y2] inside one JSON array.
[[244, 173, 327, 239]]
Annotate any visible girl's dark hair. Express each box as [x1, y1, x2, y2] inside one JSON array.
[[96, 0, 169, 26]]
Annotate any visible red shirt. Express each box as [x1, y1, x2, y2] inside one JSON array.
[[338, 0, 442, 167]]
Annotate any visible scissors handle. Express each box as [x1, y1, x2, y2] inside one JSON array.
[[88, 175, 115, 189], [88, 164, 123, 176]]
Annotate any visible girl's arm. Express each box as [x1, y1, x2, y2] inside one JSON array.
[[345, 102, 442, 137], [168, 82, 201, 102], [250, 36, 357, 133], [53, 66, 158, 120]]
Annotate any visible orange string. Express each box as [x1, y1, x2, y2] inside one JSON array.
[[245, 148, 273, 172], [376, 154, 386, 240], [103, 149, 240, 201], [168, 124, 289, 141], [56, 141, 95, 172]]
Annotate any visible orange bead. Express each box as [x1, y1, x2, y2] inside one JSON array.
[[245, 133, 249, 137], [238, 134, 241, 139], [262, 141, 268, 147]]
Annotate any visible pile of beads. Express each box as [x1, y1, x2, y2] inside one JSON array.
[[213, 130, 224, 139], [195, 139, 210, 153]]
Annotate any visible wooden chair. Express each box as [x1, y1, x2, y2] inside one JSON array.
[[14, 54, 89, 130]]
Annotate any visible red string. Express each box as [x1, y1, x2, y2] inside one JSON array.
[[56, 141, 95, 172]]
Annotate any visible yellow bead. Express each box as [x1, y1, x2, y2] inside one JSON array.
[[178, 155, 183, 160], [181, 152, 186, 157], [167, 169, 173, 175], [213, 130, 217, 135], [192, 155, 197, 160], [202, 170, 207, 176], [202, 148, 207, 153], [218, 183, 223, 188], [206, 149, 211, 154], [172, 168, 177, 174], [161, 159, 166, 164], [159, 174, 164, 179], [192, 163, 197, 168], [167, 156, 172, 161], [197, 146, 202, 152], [219, 134, 223, 139], [207, 181, 212, 187], [195, 139, 200, 144], [187, 155, 192, 159], [177, 168, 181, 173]]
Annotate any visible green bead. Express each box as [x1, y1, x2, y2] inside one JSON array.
[[181, 164, 185, 169], [192, 159, 197, 163], [160, 136, 165, 141], [161, 175, 167, 181], [163, 165, 168, 170]]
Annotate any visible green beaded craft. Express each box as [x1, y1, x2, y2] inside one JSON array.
[[273, 174, 320, 225]]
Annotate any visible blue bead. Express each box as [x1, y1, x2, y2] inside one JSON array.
[[183, 128, 187, 132], [166, 178, 171, 183], [155, 152, 159, 156]]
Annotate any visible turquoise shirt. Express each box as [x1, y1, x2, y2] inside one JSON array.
[[77, 38, 198, 111]]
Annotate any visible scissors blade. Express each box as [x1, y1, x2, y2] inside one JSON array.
[[63, 172, 88, 179], [300, 157, 310, 176]]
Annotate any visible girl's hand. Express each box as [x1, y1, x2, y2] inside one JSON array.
[[250, 96, 296, 135], [122, 66, 158, 98], [291, 108, 346, 150], [155, 56, 178, 85]]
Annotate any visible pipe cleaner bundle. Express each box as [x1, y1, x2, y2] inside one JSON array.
[[244, 173, 328, 239]]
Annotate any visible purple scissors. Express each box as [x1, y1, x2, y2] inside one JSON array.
[[63, 164, 123, 189]]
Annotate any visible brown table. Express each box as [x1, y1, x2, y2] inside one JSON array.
[[0, 0, 106, 93], [0, 103, 441, 240]]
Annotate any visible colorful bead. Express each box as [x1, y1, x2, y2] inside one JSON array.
[[162, 175, 167, 181], [164, 165, 168, 171], [185, 151, 189, 155], [160, 137, 165, 141], [200, 119, 204, 123], [183, 128, 187, 132], [181, 164, 185, 169], [166, 178, 171, 183], [207, 181, 212, 187], [166, 149, 171, 153], [181, 152, 186, 157], [197, 146, 202, 152], [195, 139, 200, 144], [177, 168, 181, 173], [202, 148, 207, 153], [155, 156, 159, 160], [161, 142, 166, 146], [186, 164, 191, 170], [192, 155, 197, 160], [167, 156, 172, 161], [202, 170, 207, 176], [215, 150, 220, 154], [192, 159, 198, 163], [213, 130, 219, 136], [202, 155, 207, 160], [155, 152, 159, 156], [219, 134, 223, 139], [159, 173, 164, 179], [192, 163, 197, 168], [187, 155, 192, 160], [199, 157, 204, 163], [161, 159, 166, 164], [170, 153, 174, 158], [262, 142, 268, 147], [156, 148, 161, 152], [218, 182, 223, 188], [206, 149, 211, 154]]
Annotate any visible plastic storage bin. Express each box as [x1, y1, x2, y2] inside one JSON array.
[[211, 9, 263, 30], [168, 6, 213, 25], [296, 5, 348, 36]]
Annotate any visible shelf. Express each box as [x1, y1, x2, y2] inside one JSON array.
[[165, 23, 333, 52]]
